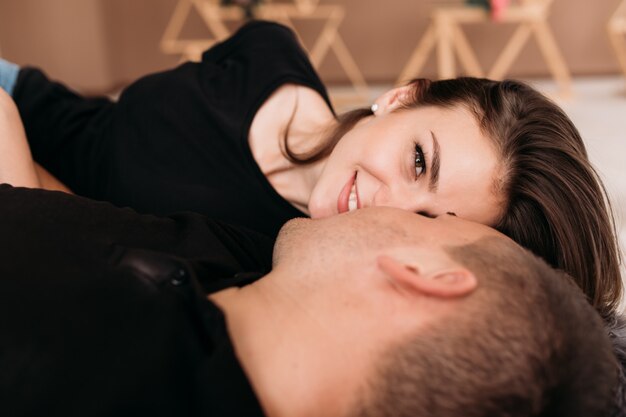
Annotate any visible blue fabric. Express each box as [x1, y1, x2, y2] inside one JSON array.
[[0, 58, 19, 96]]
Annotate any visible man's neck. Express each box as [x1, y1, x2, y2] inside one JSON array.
[[208, 273, 361, 417]]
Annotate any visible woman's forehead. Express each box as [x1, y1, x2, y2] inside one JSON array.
[[419, 107, 504, 225]]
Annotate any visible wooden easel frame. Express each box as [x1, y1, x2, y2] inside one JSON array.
[[397, 0, 572, 96], [608, 0, 626, 80]]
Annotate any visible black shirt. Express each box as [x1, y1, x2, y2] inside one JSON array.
[[0, 185, 272, 416], [13, 21, 333, 238]]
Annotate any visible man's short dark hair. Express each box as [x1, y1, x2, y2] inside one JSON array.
[[605, 314, 626, 417], [353, 237, 618, 417]]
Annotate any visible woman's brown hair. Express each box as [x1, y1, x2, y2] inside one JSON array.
[[285, 77, 622, 318]]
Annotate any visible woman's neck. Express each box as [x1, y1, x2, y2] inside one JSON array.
[[249, 84, 337, 214]]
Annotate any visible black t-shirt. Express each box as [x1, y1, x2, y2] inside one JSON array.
[[13, 21, 334, 238], [0, 185, 272, 416]]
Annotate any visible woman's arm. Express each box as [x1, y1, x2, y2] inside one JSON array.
[[0, 89, 71, 192], [12, 67, 113, 194], [0, 88, 41, 188], [34, 163, 72, 193]]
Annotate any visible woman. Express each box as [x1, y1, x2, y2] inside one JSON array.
[[0, 21, 621, 318]]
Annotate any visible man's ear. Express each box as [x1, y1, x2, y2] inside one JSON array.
[[377, 255, 477, 298], [371, 85, 413, 115]]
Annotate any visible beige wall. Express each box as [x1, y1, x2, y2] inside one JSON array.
[[0, 0, 112, 92], [0, 0, 623, 93]]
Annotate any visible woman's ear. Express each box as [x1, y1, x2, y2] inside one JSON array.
[[371, 85, 413, 115], [377, 255, 477, 299]]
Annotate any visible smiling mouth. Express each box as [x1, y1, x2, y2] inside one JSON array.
[[337, 172, 359, 214], [348, 180, 358, 212]]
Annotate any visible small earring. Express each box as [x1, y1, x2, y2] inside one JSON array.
[[371, 103, 379, 114]]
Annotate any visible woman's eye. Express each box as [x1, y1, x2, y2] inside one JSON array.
[[414, 144, 426, 178]]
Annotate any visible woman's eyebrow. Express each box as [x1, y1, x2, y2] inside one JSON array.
[[428, 130, 441, 192]]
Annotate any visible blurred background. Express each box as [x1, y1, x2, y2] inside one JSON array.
[[0, 0, 622, 92], [1, 0, 625, 286]]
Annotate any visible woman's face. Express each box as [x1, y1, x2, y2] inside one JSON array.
[[308, 104, 503, 226]]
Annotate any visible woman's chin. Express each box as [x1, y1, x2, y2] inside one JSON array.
[[307, 204, 333, 219]]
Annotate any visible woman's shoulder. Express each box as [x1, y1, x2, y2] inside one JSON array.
[[195, 19, 332, 123], [201, 20, 304, 63], [230, 20, 297, 40]]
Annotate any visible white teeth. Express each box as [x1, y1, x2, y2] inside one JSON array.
[[348, 183, 357, 212]]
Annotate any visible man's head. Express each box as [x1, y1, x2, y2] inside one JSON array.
[[270, 207, 618, 417]]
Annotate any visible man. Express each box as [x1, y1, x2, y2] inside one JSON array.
[[0, 185, 618, 416]]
